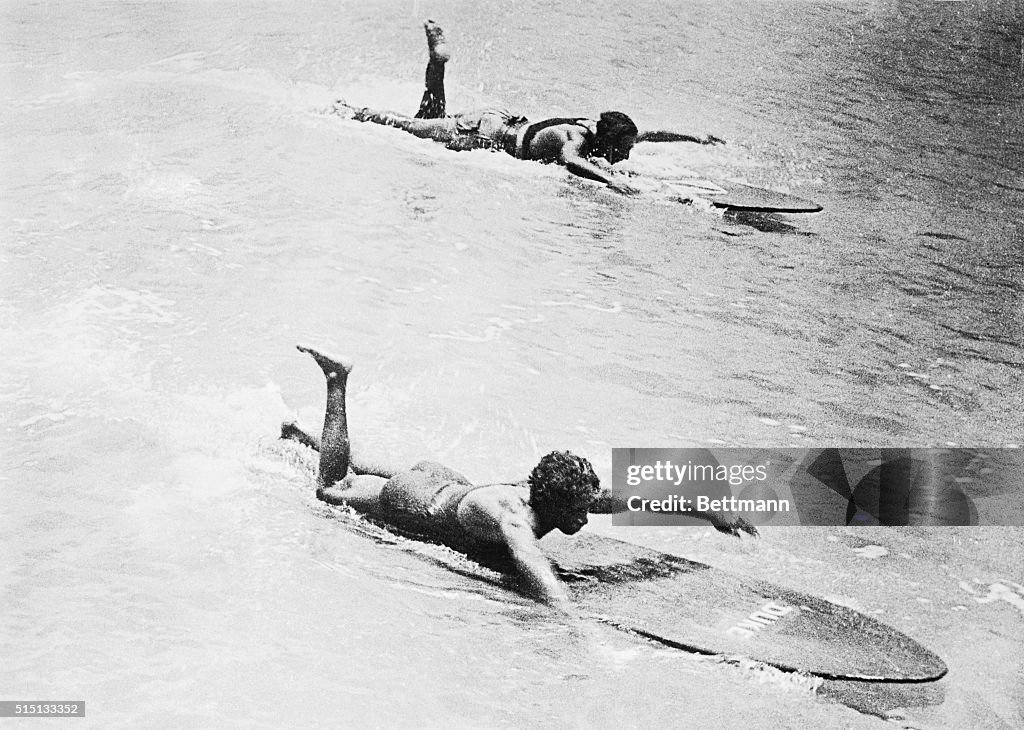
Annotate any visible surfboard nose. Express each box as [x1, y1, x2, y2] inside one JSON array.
[[542, 532, 948, 682]]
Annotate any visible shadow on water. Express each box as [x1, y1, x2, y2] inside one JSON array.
[[820, 678, 946, 721], [719, 210, 820, 236]]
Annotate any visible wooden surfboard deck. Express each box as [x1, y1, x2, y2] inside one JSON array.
[[663, 179, 824, 213], [539, 532, 945, 682], [324, 499, 943, 682]]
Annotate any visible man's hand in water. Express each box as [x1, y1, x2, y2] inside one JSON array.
[[715, 516, 759, 538], [607, 179, 641, 196], [552, 594, 578, 619]]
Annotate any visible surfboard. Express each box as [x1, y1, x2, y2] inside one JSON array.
[[344, 505, 947, 681], [295, 430, 939, 681], [538, 532, 945, 681], [663, 179, 823, 213]]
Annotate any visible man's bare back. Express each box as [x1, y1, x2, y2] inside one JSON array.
[[284, 345, 597, 612], [331, 21, 722, 195]]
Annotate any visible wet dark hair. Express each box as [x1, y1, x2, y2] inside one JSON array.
[[592, 111, 638, 162], [596, 111, 639, 141], [528, 451, 600, 517]]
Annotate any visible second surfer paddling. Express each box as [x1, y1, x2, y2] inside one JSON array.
[[332, 20, 723, 196]]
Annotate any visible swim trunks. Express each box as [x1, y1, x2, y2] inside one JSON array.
[[377, 463, 528, 571], [379, 461, 485, 543], [447, 108, 528, 155]]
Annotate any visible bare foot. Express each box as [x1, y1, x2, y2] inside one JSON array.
[[331, 98, 364, 120], [280, 420, 321, 450], [297, 344, 353, 380], [333, 98, 358, 118], [424, 19, 450, 63]]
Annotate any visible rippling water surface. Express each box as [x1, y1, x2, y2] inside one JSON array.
[[3, 1, 1022, 727]]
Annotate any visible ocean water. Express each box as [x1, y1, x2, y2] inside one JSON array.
[[2, 1, 1022, 727]]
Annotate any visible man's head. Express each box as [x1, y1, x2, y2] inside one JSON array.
[[528, 451, 601, 535], [593, 111, 638, 164]]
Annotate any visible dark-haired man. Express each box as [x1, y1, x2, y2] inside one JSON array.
[[283, 345, 757, 612], [332, 21, 722, 195], [282, 345, 599, 613]]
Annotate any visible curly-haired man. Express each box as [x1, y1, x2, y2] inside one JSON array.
[[281, 345, 600, 613], [281, 345, 754, 612]]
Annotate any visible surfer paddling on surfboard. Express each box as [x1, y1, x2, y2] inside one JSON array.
[[331, 20, 722, 196], [282, 345, 758, 613]]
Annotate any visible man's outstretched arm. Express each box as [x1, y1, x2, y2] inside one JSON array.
[[500, 518, 574, 614], [589, 491, 758, 537], [637, 130, 726, 145], [563, 156, 640, 195], [559, 140, 640, 195]]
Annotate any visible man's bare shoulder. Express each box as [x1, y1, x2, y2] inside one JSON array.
[[527, 123, 593, 161], [456, 483, 534, 538], [461, 482, 529, 510]]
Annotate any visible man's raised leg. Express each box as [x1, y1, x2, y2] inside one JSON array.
[[297, 344, 353, 490], [415, 20, 449, 119]]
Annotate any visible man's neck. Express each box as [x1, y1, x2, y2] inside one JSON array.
[[531, 509, 557, 538]]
